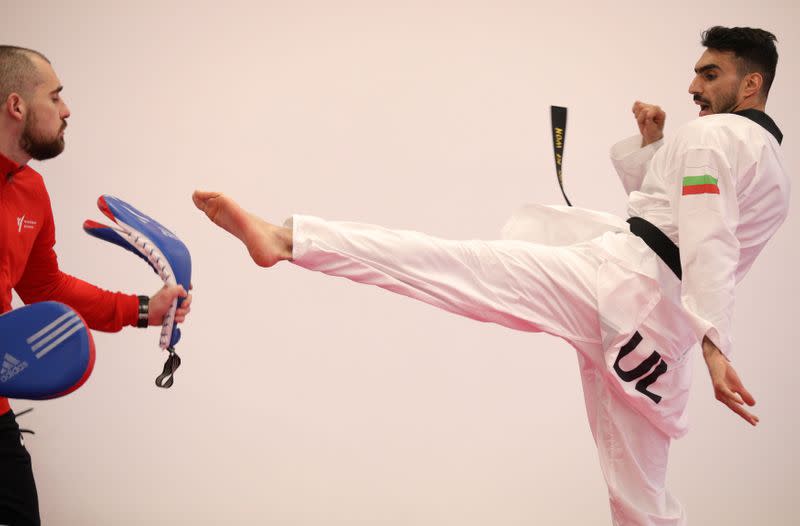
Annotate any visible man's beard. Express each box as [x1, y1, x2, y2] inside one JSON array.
[[712, 88, 741, 114], [19, 114, 66, 161], [695, 86, 741, 115]]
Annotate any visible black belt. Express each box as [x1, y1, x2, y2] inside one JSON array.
[[626, 217, 682, 280]]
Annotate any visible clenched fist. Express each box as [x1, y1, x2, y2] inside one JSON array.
[[632, 101, 666, 147]]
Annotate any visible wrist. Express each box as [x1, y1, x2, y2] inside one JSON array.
[[702, 336, 721, 359], [137, 295, 150, 328], [641, 134, 663, 148]]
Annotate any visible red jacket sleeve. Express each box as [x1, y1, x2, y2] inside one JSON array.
[[14, 188, 139, 332]]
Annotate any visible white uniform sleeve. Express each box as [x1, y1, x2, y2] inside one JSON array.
[[676, 144, 740, 358], [610, 135, 664, 195]]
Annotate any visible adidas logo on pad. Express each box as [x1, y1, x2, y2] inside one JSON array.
[[1, 353, 29, 383]]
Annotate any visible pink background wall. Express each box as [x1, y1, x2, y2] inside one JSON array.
[[4, 1, 798, 524]]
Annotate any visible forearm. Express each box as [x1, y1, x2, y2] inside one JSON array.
[[16, 271, 138, 331], [610, 135, 663, 195], [677, 139, 741, 358]]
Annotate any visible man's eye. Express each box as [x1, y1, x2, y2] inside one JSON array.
[[704, 74, 716, 81]]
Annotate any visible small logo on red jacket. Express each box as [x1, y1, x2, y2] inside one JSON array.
[[16, 215, 37, 233]]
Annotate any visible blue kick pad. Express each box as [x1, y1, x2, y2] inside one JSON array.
[[0, 302, 95, 400], [84, 195, 191, 387]]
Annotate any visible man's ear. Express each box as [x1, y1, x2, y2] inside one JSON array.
[[742, 72, 764, 99], [4, 93, 26, 122]]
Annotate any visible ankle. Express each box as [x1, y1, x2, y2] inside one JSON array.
[[270, 224, 294, 261]]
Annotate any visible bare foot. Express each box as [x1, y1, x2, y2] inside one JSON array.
[[192, 190, 292, 267]]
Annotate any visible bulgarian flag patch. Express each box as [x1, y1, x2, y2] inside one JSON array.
[[682, 174, 720, 196]]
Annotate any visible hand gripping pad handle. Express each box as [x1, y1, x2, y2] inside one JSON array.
[[0, 302, 95, 400]]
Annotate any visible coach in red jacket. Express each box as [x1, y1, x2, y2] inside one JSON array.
[[0, 45, 192, 526]]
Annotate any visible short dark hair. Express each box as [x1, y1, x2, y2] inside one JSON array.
[[701, 26, 778, 97], [0, 46, 50, 103]]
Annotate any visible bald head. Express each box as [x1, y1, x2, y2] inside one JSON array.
[[0, 46, 50, 104]]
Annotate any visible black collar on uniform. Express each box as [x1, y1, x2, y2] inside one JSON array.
[[733, 109, 783, 145]]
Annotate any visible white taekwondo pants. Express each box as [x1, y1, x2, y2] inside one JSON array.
[[288, 213, 692, 526]]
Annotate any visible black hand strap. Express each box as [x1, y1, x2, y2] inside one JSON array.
[[550, 105, 572, 206], [136, 295, 150, 328], [155, 348, 181, 388]]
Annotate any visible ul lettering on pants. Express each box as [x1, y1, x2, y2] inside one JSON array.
[[613, 331, 668, 404]]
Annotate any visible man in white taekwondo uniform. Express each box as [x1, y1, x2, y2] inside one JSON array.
[[193, 26, 787, 525]]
